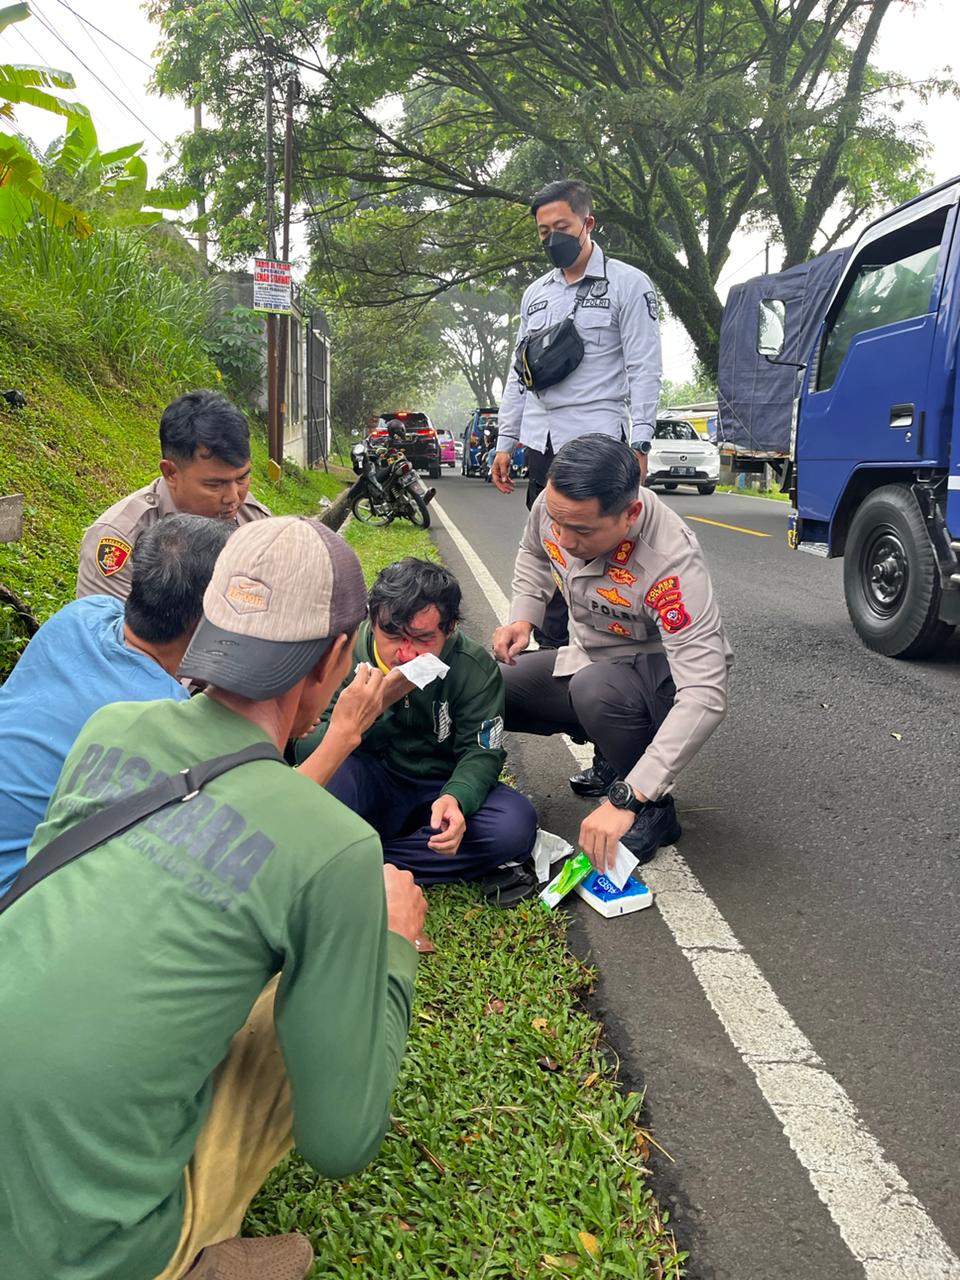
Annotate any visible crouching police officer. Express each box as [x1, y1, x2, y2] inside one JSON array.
[[492, 435, 732, 871]]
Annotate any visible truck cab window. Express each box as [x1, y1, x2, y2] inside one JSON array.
[[817, 206, 949, 391]]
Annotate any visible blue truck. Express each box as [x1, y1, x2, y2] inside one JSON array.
[[718, 176, 960, 658]]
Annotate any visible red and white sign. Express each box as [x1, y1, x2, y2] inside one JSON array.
[[253, 258, 292, 314]]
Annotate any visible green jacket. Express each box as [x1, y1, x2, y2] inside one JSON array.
[[296, 621, 505, 816]]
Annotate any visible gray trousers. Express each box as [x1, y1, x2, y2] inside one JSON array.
[[501, 649, 676, 778]]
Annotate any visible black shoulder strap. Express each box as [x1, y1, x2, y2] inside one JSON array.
[[0, 741, 285, 917]]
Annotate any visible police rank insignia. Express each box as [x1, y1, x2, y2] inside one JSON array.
[[543, 538, 567, 567], [596, 584, 632, 608], [551, 568, 564, 593], [645, 576, 692, 633], [608, 622, 631, 636], [611, 539, 635, 565], [95, 535, 133, 578], [607, 565, 637, 587]]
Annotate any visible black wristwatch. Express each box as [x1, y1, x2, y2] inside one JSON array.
[[607, 780, 644, 813], [635, 439, 652, 455]]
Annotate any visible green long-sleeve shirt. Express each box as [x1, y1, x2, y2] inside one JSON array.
[[0, 694, 417, 1280], [295, 622, 506, 816]]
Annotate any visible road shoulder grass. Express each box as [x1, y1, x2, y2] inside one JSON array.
[[245, 518, 686, 1279]]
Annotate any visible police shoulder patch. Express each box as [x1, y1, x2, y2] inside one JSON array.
[[644, 290, 659, 321], [95, 535, 133, 578]]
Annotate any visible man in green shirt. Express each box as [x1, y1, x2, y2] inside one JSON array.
[[0, 517, 426, 1280], [296, 558, 538, 888]]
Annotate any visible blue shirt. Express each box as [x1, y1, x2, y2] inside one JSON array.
[[0, 596, 189, 894]]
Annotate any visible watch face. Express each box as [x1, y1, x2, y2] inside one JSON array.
[[607, 780, 631, 808]]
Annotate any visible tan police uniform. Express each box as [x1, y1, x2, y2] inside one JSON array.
[[76, 478, 271, 603], [503, 487, 732, 800]]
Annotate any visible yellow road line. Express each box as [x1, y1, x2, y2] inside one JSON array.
[[687, 515, 770, 538]]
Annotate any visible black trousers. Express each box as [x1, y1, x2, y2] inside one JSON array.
[[502, 648, 676, 779], [524, 443, 569, 648]]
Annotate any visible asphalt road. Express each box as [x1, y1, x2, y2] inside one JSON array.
[[427, 470, 960, 1280]]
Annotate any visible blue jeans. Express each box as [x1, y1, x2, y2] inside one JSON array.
[[325, 752, 538, 885]]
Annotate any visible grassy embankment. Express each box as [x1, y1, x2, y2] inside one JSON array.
[[0, 223, 685, 1277], [0, 224, 340, 678]]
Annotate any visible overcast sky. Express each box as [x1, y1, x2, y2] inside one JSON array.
[[2, 0, 958, 383]]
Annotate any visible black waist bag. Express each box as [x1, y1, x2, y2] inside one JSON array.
[[515, 282, 593, 394]]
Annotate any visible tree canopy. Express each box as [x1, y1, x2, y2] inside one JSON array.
[[150, 0, 951, 375]]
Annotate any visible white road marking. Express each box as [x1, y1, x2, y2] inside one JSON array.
[[431, 494, 960, 1280]]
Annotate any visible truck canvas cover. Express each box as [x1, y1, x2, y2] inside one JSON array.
[[717, 248, 850, 453]]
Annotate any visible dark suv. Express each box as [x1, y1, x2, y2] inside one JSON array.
[[371, 411, 442, 478]]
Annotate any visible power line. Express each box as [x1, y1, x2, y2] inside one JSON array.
[[48, 0, 153, 71], [29, 2, 167, 145], [49, 0, 144, 110]]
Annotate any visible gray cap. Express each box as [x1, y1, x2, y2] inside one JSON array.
[[178, 516, 367, 699]]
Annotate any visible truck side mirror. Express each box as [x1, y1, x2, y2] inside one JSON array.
[[757, 299, 786, 357]]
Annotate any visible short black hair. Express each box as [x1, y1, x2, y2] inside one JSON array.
[[530, 179, 593, 220], [547, 435, 640, 515], [124, 513, 232, 644], [159, 390, 251, 467], [368, 558, 462, 636]]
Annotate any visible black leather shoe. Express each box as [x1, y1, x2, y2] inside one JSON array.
[[569, 753, 617, 797], [621, 795, 682, 864]]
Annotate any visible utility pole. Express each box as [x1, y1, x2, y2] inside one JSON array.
[[193, 98, 208, 264], [264, 46, 281, 480], [764, 240, 771, 275], [276, 73, 297, 457]]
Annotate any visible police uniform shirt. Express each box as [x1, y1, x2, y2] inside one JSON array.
[[75, 477, 272, 602], [495, 243, 662, 456], [508, 487, 732, 800]]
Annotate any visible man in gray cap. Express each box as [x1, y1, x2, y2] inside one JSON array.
[[0, 516, 426, 1280]]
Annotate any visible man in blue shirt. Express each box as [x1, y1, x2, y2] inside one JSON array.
[[0, 514, 231, 894]]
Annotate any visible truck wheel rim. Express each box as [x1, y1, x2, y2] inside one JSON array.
[[863, 529, 907, 615]]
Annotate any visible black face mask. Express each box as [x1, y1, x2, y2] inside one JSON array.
[[543, 223, 586, 269]]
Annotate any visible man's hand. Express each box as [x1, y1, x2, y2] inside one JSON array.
[[427, 794, 466, 855], [579, 800, 636, 874], [634, 448, 649, 485], [327, 662, 385, 742], [491, 450, 515, 493], [492, 620, 533, 665], [384, 865, 427, 944], [381, 667, 415, 709]]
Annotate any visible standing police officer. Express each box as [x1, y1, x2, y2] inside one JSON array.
[[491, 179, 662, 500]]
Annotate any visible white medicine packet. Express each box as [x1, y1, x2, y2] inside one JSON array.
[[395, 653, 450, 689], [603, 842, 640, 891]]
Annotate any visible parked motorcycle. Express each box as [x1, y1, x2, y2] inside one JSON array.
[[348, 440, 433, 528]]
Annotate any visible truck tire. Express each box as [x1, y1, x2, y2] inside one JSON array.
[[843, 485, 954, 658]]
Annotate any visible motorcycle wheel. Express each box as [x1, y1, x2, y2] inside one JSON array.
[[351, 494, 394, 526], [401, 492, 431, 528]]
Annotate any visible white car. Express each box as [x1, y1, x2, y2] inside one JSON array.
[[648, 419, 720, 495]]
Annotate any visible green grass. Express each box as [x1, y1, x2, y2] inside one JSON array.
[[345, 517, 439, 583], [716, 483, 790, 502], [246, 518, 684, 1278], [0, 300, 343, 679], [245, 886, 685, 1279]]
